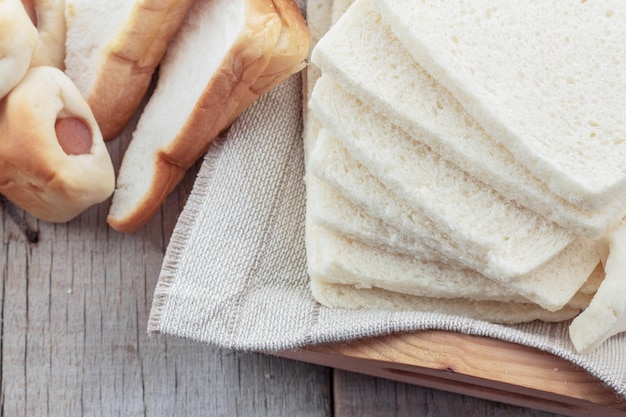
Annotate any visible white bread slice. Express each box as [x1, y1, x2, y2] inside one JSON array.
[[308, 172, 604, 310], [309, 280, 581, 325], [376, 0, 626, 211], [307, 173, 466, 268], [310, 77, 577, 280], [303, 122, 585, 318], [108, 0, 310, 233], [0, 67, 114, 222], [309, 129, 461, 266], [310, 0, 626, 238], [0, 0, 38, 99], [64, 0, 196, 139], [308, 223, 530, 304], [304, 83, 583, 324], [570, 223, 626, 353], [302, 10, 327, 162], [307, 131, 600, 311]]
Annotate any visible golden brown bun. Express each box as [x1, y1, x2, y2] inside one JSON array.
[[107, 0, 310, 233], [0, 67, 115, 223], [65, 0, 196, 140]]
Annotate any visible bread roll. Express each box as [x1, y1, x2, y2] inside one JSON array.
[[0, 0, 38, 99], [0, 67, 115, 223]]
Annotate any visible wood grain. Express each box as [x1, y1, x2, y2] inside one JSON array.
[[282, 331, 626, 417], [332, 370, 575, 417], [0, 118, 333, 417]]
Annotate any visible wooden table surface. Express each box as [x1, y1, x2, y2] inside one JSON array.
[[0, 136, 577, 417]]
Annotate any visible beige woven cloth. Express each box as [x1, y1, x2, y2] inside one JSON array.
[[147, 1, 626, 399]]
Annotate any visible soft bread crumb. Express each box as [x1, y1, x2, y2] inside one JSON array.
[[376, 0, 626, 208], [310, 0, 626, 238], [569, 222, 626, 353]]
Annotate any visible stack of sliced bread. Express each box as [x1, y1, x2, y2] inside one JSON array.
[[304, 0, 626, 352]]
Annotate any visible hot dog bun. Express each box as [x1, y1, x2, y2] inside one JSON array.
[[0, 67, 115, 223]]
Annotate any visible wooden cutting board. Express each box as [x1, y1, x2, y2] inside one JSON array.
[[279, 330, 626, 417]]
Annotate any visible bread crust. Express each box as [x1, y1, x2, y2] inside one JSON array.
[[227, 0, 310, 127], [0, 67, 115, 223], [68, 0, 196, 140], [108, 0, 310, 232]]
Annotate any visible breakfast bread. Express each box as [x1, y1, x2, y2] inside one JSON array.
[[310, 74, 577, 279], [309, 280, 582, 325], [310, 0, 626, 238], [377, 0, 626, 210], [307, 170, 603, 310], [64, 0, 196, 139], [0, 0, 38, 99], [107, 0, 309, 233], [0, 67, 115, 222], [306, 129, 600, 311]]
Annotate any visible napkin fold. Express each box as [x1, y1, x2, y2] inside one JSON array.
[[147, 19, 626, 400]]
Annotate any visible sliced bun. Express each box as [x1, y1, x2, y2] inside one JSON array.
[[64, 0, 196, 139], [0, 0, 38, 99], [0, 67, 115, 223], [107, 0, 310, 233]]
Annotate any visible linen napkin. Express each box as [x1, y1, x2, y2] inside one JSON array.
[[147, 1, 626, 400]]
